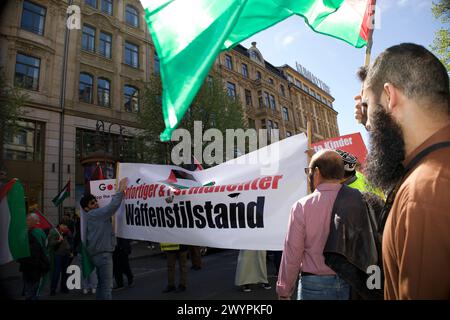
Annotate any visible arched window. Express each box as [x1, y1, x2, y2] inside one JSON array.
[[79, 72, 93, 103], [124, 85, 139, 112], [97, 77, 111, 107], [125, 5, 139, 27]]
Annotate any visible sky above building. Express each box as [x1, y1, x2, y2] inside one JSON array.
[[241, 0, 444, 146]]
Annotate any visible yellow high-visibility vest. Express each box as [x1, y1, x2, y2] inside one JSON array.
[[160, 243, 180, 251], [349, 171, 385, 200]]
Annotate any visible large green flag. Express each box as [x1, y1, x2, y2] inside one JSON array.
[[141, 0, 375, 141], [0, 179, 30, 265]]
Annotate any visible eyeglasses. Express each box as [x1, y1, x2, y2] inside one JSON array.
[[304, 167, 313, 175]]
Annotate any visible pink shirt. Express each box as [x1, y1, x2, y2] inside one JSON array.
[[276, 183, 342, 297]]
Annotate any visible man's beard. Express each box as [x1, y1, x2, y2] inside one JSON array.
[[365, 104, 406, 192]]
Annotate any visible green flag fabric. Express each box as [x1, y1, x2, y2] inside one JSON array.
[[141, 0, 374, 141], [0, 179, 30, 265]]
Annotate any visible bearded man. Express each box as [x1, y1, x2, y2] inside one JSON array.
[[354, 43, 450, 299]]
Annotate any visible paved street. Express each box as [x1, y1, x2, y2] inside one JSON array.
[[0, 242, 282, 300]]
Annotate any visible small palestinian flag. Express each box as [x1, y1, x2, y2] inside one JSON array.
[[52, 180, 70, 207]]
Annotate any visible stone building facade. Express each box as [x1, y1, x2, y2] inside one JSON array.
[[0, 0, 339, 223]]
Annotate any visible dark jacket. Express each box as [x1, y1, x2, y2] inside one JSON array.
[[323, 185, 383, 300], [19, 229, 50, 281], [115, 237, 132, 255], [48, 227, 73, 256]]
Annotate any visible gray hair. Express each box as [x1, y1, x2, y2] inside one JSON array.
[[27, 213, 40, 223]]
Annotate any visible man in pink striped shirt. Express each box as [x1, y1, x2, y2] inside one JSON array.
[[276, 149, 350, 300]]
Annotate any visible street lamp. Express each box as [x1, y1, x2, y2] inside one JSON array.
[[80, 120, 125, 192], [108, 123, 126, 162]]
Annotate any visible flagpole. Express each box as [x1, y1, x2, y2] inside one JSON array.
[[364, 0, 376, 68], [112, 161, 121, 233], [306, 121, 312, 195], [361, 0, 376, 125], [115, 161, 121, 186]]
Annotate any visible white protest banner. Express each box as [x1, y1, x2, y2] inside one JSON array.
[[117, 133, 308, 250]]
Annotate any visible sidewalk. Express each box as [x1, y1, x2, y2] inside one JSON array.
[[0, 240, 160, 299]]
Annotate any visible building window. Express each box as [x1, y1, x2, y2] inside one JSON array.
[[154, 51, 160, 74], [267, 120, 273, 134], [295, 79, 302, 88], [124, 85, 139, 113], [21, 1, 46, 35], [124, 41, 139, 68], [76, 128, 144, 165], [263, 92, 270, 108], [99, 31, 112, 58], [82, 25, 96, 52], [248, 118, 255, 129], [256, 71, 261, 80], [15, 53, 40, 91], [249, 50, 261, 62], [287, 75, 293, 83], [97, 78, 111, 107], [125, 5, 139, 27], [101, 0, 113, 15], [245, 89, 252, 106], [79, 72, 93, 103], [225, 55, 233, 70], [241, 63, 248, 78], [85, 0, 97, 9], [286, 131, 292, 137], [226, 82, 236, 98], [280, 84, 285, 97], [282, 107, 289, 121], [4, 120, 43, 161], [269, 94, 276, 110], [268, 78, 274, 85]]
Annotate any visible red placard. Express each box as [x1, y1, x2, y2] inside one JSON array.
[[311, 132, 368, 165]]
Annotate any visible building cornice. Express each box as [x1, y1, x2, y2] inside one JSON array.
[[5, 35, 56, 55]]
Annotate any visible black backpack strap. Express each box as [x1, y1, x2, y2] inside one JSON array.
[[378, 141, 450, 232], [404, 141, 450, 172]]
